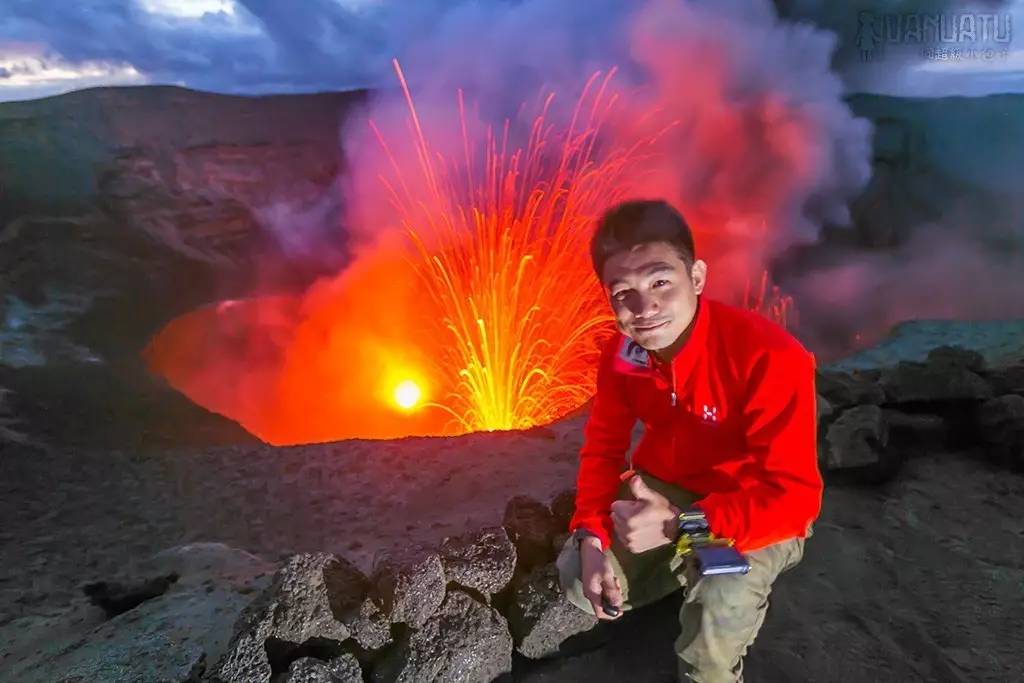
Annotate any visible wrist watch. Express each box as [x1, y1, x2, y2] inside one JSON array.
[[674, 507, 714, 557], [572, 528, 601, 550]]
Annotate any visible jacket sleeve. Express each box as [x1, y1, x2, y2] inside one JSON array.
[[568, 337, 636, 551], [695, 346, 823, 553]]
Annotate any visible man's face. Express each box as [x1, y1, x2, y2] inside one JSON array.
[[601, 241, 707, 353]]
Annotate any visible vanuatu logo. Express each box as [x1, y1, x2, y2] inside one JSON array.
[[856, 10, 1012, 62]]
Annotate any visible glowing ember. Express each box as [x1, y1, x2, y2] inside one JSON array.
[[744, 269, 796, 330], [393, 380, 422, 410]]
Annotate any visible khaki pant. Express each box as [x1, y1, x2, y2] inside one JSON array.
[[557, 471, 809, 683]]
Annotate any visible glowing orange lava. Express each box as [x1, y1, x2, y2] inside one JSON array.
[[256, 63, 667, 442]]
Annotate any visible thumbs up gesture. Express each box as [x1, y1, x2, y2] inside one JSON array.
[[610, 474, 681, 554]]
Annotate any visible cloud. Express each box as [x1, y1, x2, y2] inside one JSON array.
[[2, 0, 1023, 104], [0, 0, 497, 101]]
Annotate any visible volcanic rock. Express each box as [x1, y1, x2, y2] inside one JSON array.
[[320, 554, 391, 651], [548, 488, 577, 532], [371, 590, 513, 683], [282, 654, 362, 683], [1, 543, 274, 683], [880, 360, 993, 404], [371, 544, 446, 628], [506, 563, 599, 659], [439, 526, 516, 598], [815, 370, 885, 408], [823, 405, 890, 471], [503, 495, 559, 575], [211, 553, 357, 683]]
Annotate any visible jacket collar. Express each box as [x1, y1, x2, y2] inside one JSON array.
[[611, 296, 710, 378]]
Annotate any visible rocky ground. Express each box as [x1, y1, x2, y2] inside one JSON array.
[[1, 339, 1023, 682]]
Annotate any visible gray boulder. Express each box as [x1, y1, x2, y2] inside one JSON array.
[[1, 543, 274, 683], [503, 495, 558, 575], [371, 544, 446, 628], [815, 370, 885, 408], [880, 360, 993, 404], [282, 654, 362, 683], [548, 489, 577, 532], [211, 553, 359, 683], [439, 526, 516, 598], [321, 554, 391, 651], [372, 590, 513, 683], [823, 405, 890, 470], [507, 564, 599, 659]]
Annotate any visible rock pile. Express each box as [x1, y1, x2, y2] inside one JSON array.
[[211, 343, 1024, 682], [817, 345, 1024, 482], [208, 507, 591, 683]]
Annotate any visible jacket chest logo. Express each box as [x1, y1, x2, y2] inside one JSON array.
[[700, 404, 718, 425]]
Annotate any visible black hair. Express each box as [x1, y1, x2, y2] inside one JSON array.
[[590, 199, 696, 280]]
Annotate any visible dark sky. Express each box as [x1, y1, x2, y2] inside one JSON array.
[[0, 0, 1021, 102]]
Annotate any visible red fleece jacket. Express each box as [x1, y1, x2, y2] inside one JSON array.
[[569, 296, 823, 553]]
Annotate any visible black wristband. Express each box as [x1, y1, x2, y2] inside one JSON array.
[[572, 528, 601, 549]]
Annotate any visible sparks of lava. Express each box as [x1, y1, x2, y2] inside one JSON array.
[[743, 268, 796, 330], [365, 59, 676, 434]]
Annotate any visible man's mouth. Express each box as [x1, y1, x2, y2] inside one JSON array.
[[633, 320, 669, 332]]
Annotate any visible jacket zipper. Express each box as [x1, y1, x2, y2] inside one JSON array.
[[670, 359, 677, 406], [670, 360, 678, 461]]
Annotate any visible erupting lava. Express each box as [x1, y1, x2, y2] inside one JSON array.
[[147, 64, 667, 443], [370, 62, 667, 434]]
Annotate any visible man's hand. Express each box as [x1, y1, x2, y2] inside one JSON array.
[[579, 535, 623, 620], [610, 475, 680, 553]]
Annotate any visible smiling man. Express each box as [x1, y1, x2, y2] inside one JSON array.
[[557, 199, 823, 683]]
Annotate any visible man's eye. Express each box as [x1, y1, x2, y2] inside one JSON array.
[[612, 291, 629, 302], [652, 279, 670, 288]]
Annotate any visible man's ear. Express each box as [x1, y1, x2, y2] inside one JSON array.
[[690, 259, 708, 295]]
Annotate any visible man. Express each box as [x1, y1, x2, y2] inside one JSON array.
[[557, 199, 823, 682]]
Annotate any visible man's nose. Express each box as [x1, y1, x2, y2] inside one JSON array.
[[627, 293, 659, 318]]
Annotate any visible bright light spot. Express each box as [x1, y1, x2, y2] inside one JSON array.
[[393, 380, 421, 410]]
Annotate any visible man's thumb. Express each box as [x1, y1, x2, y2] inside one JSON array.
[[629, 475, 659, 502]]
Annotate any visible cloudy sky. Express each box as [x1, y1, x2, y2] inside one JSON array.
[[1, 0, 1022, 103]]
